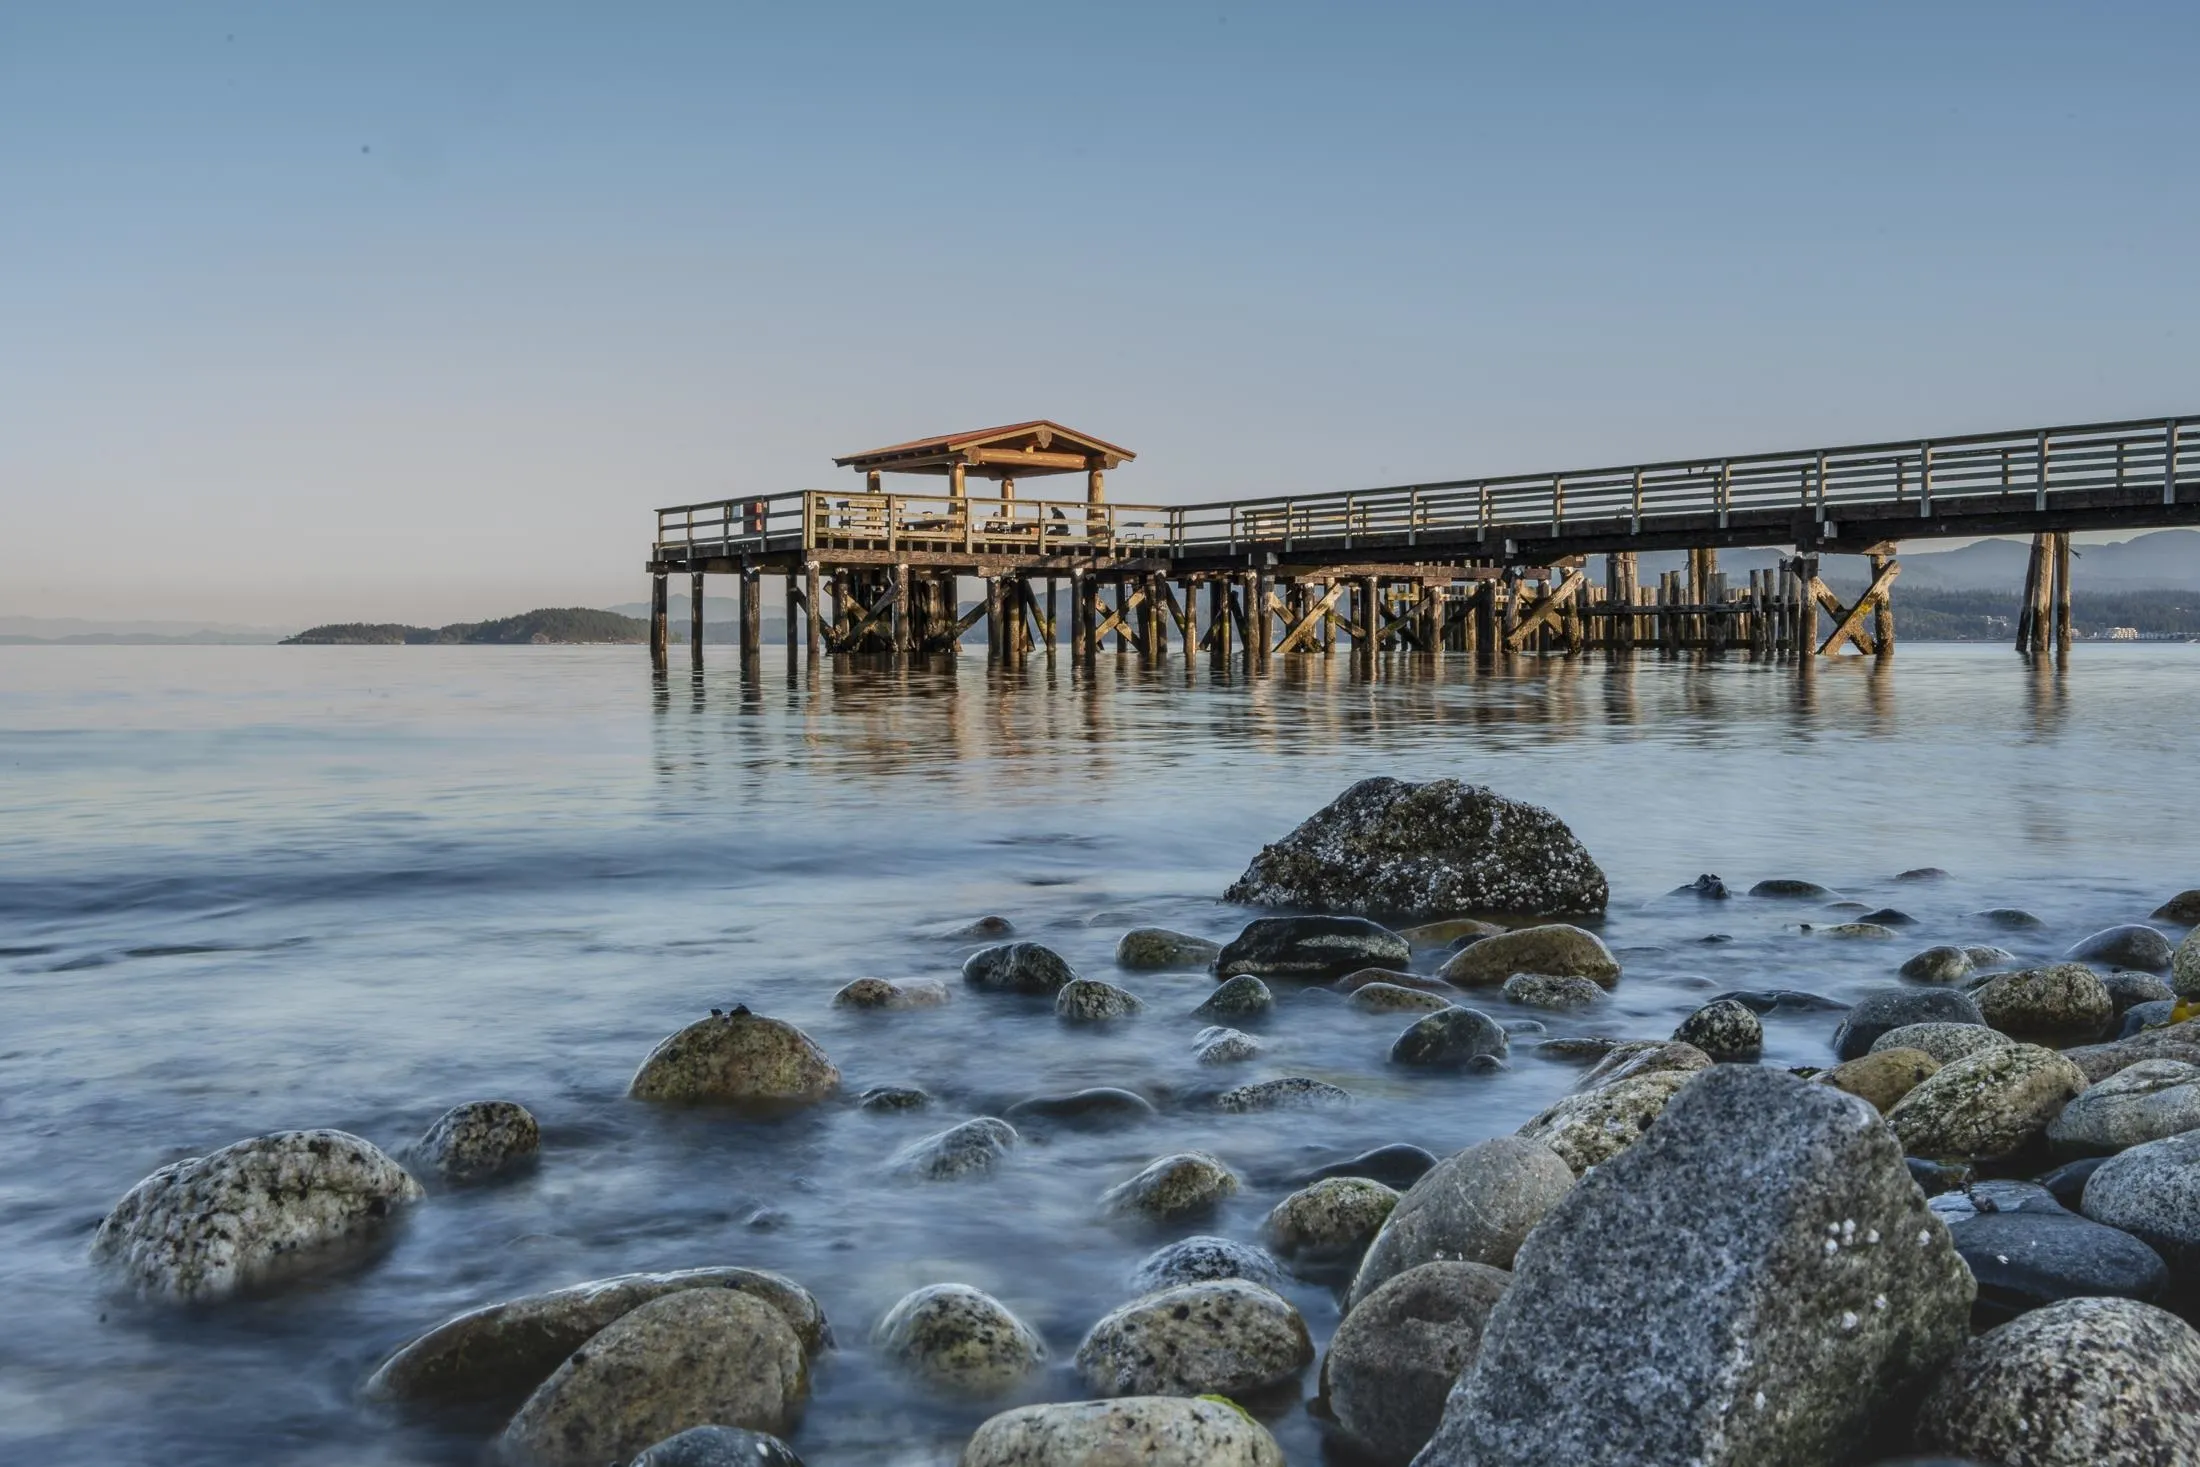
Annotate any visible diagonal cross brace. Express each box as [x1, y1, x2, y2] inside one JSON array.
[[1813, 560, 1898, 656], [1504, 569, 1585, 650], [1275, 583, 1348, 654]]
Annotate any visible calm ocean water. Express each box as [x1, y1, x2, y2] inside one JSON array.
[[4, 643, 2198, 1465]]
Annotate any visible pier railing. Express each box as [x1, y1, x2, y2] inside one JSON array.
[[655, 490, 1174, 560]]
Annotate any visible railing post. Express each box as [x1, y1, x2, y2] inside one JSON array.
[[1344, 493, 1355, 550], [1815, 451, 1828, 520], [1227, 503, 1238, 556], [1551, 475, 1564, 536], [2168, 420, 2182, 507], [1285, 498, 1296, 553], [1631, 468, 1643, 533], [2035, 430, 2050, 511], [1408, 488, 1420, 547], [887, 495, 898, 552], [1716, 461, 1730, 528], [1919, 441, 1933, 519]]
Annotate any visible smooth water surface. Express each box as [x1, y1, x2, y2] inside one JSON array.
[[4, 643, 2197, 1465]]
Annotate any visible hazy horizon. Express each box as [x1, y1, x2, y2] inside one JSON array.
[[7, 2, 2198, 624]]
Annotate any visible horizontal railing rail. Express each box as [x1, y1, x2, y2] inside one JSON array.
[[655, 490, 1173, 558]]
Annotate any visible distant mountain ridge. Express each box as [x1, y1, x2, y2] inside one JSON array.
[[283, 608, 646, 645]]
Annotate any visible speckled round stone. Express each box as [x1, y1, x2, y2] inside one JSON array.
[[1074, 1279, 1312, 1397], [1259, 1176, 1397, 1267], [1214, 1076, 1352, 1111], [1054, 978, 1145, 1022], [1100, 1151, 1240, 1221], [1672, 998, 1762, 1061], [413, 1100, 539, 1184], [628, 1008, 840, 1105], [1193, 974, 1273, 1020], [871, 1283, 1045, 1395]]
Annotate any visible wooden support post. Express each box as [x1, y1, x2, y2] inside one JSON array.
[[689, 571, 706, 669], [2053, 532, 2073, 657], [803, 563, 822, 660], [739, 570, 761, 669], [1359, 575, 1378, 660], [650, 572, 668, 668], [1207, 581, 1230, 661], [1045, 577, 1059, 659], [1868, 551, 1895, 658], [1252, 571, 1273, 669], [985, 577, 1004, 664]]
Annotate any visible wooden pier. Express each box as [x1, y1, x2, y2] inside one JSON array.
[[647, 414, 2196, 670]]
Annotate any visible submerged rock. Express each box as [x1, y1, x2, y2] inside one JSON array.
[[1075, 1279, 1312, 1397], [1672, 998, 1761, 1060], [1221, 777, 1607, 919], [1860, 907, 1917, 927], [1351, 981, 1456, 1014], [1130, 1235, 1287, 1293], [1516, 1067, 1697, 1174], [954, 915, 1016, 939], [2066, 924, 2175, 972], [1418, 1067, 1973, 1467], [1260, 1177, 1397, 1268], [628, 1009, 840, 1105], [1888, 1044, 2088, 1163], [1004, 1088, 1155, 1129], [1115, 927, 1221, 971], [1815, 1048, 1940, 1113], [1055, 977, 1145, 1022], [1215, 915, 1409, 979], [92, 1129, 423, 1303], [2046, 1059, 2200, 1156], [1400, 917, 1507, 948], [960, 1397, 1285, 1467], [1871, 1021, 2013, 1065], [1833, 987, 1987, 1061], [1292, 1142, 1441, 1190], [1191, 1026, 1262, 1064], [1193, 974, 1273, 1020], [1389, 1007, 1509, 1069], [1437, 924, 1618, 988], [628, 1425, 803, 1467], [857, 1085, 929, 1113], [500, 1290, 807, 1467], [1900, 945, 1974, 984], [962, 942, 1078, 996], [1333, 967, 1457, 995], [2082, 1129, 2200, 1276], [1945, 1206, 2168, 1326], [1914, 1297, 2200, 1467], [363, 1267, 829, 1410], [831, 978, 950, 1011], [1101, 1152, 1240, 1221], [412, 1101, 539, 1185], [1347, 1137, 1573, 1309], [2152, 889, 2200, 925], [889, 1118, 1019, 1181], [1675, 873, 1731, 900], [1749, 877, 1834, 899], [1972, 963, 2114, 1044], [1498, 972, 1605, 1011], [1326, 1261, 1510, 1465], [872, 1283, 1045, 1395], [1215, 1076, 1353, 1111], [1574, 1040, 1711, 1092], [1976, 907, 2045, 930]]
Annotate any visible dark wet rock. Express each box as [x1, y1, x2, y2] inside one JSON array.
[[831, 977, 950, 1011], [1976, 907, 2044, 929], [1907, 1157, 1976, 1195], [1946, 1206, 2168, 1326], [1672, 999, 1762, 1061], [1193, 973, 1273, 1020], [1437, 924, 1618, 988], [1504, 1018, 1547, 1037], [1871, 1021, 2012, 1065], [888, 1118, 1019, 1181], [1292, 1142, 1441, 1190], [1833, 987, 1987, 1061], [1350, 981, 1455, 1014], [1825, 900, 1871, 913], [1516, 1068, 1697, 1174], [413, 1101, 539, 1185], [1932, 1179, 2066, 1218], [2153, 889, 2200, 925], [1963, 944, 2017, 968], [954, 915, 1016, 939], [500, 1290, 806, 1467], [857, 1085, 929, 1113], [962, 942, 1077, 996], [1914, 1297, 2200, 1467], [2119, 998, 2180, 1037], [1333, 967, 1456, 996], [1897, 867, 1950, 882], [2067, 923, 2175, 972], [961, 1396, 1285, 1467], [1972, 962, 2115, 1043], [1216, 915, 1409, 980], [1532, 1035, 1623, 1062], [363, 1267, 828, 1411], [1419, 1067, 1974, 1467], [1004, 1087, 1156, 1129], [2082, 1129, 2200, 1276], [2104, 969, 2176, 1015], [1574, 1040, 1712, 1092], [1389, 1007, 1509, 1069], [1399, 917, 1506, 949], [1810, 920, 1900, 940], [1348, 1137, 1573, 1310], [1900, 945, 1974, 984], [2063, 1018, 2200, 1082], [1749, 877, 1833, 899], [1054, 977, 1145, 1022], [1816, 1048, 1939, 1113], [1075, 1279, 1312, 1397], [1221, 777, 1607, 919], [1325, 1261, 1510, 1465], [2037, 1155, 2109, 1209], [1191, 1025, 1261, 1065], [1861, 907, 1918, 926], [1260, 1177, 1397, 1268], [2046, 1059, 2200, 1156], [1676, 873, 1730, 900], [872, 1283, 1045, 1395], [1888, 1044, 2088, 1162], [1499, 972, 1604, 1011], [1114, 927, 1221, 971], [1710, 988, 1849, 1013], [1215, 1076, 1353, 1111], [1101, 1152, 1240, 1221], [628, 1009, 840, 1105], [1130, 1235, 1286, 1293], [629, 1425, 804, 1467], [92, 1129, 423, 1303]]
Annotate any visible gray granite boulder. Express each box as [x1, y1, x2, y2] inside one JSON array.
[[1944, 1206, 2167, 1326], [872, 1284, 1045, 1395], [1914, 1297, 2200, 1466], [1971, 963, 2114, 1043], [1833, 988, 1987, 1061], [1574, 1039, 1712, 1091], [1054, 978, 1145, 1022], [1130, 1235, 1286, 1293], [1516, 1067, 1697, 1174], [1221, 777, 1607, 919], [1191, 1026, 1261, 1064], [889, 1118, 1019, 1181], [500, 1290, 807, 1467], [2102, 969, 2175, 1015], [1888, 1044, 2088, 1163], [2063, 1019, 2200, 1082], [1074, 1279, 1311, 1397], [1214, 1077, 1352, 1111], [1437, 924, 1618, 988], [1499, 972, 1604, 1010], [962, 942, 1078, 995], [412, 1101, 539, 1185], [1216, 915, 1409, 979], [1389, 1007, 1509, 1069], [1347, 1137, 1573, 1310], [1260, 1177, 1397, 1269], [1815, 1048, 1940, 1113], [2176, 928, 2200, 997], [2046, 1058, 2200, 1156], [1100, 1152, 1240, 1221], [629, 1009, 840, 1105], [2066, 923, 2176, 972], [960, 1397, 1284, 1467], [2083, 1129, 2200, 1276], [1326, 1260, 1510, 1465], [831, 977, 950, 1010], [1193, 974, 1273, 1020], [92, 1129, 423, 1303], [1673, 999, 1762, 1060], [1899, 945, 1974, 984], [1871, 1022, 2013, 1065], [362, 1267, 829, 1410], [629, 1426, 803, 1467], [1115, 928, 1221, 970], [1417, 1066, 1974, 1467]]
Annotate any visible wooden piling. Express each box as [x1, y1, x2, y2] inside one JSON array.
[[690, 572, 706, 669], [739, 570, 761, 668], [650, 572, 668, 668], [1868, 552, 1895, 658], [2052, 532, 2073, 656]]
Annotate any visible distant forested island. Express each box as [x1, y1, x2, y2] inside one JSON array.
[[282, 608, 647, 645]]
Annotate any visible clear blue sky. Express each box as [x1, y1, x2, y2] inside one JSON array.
[[5, 2, 2196, 622]]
